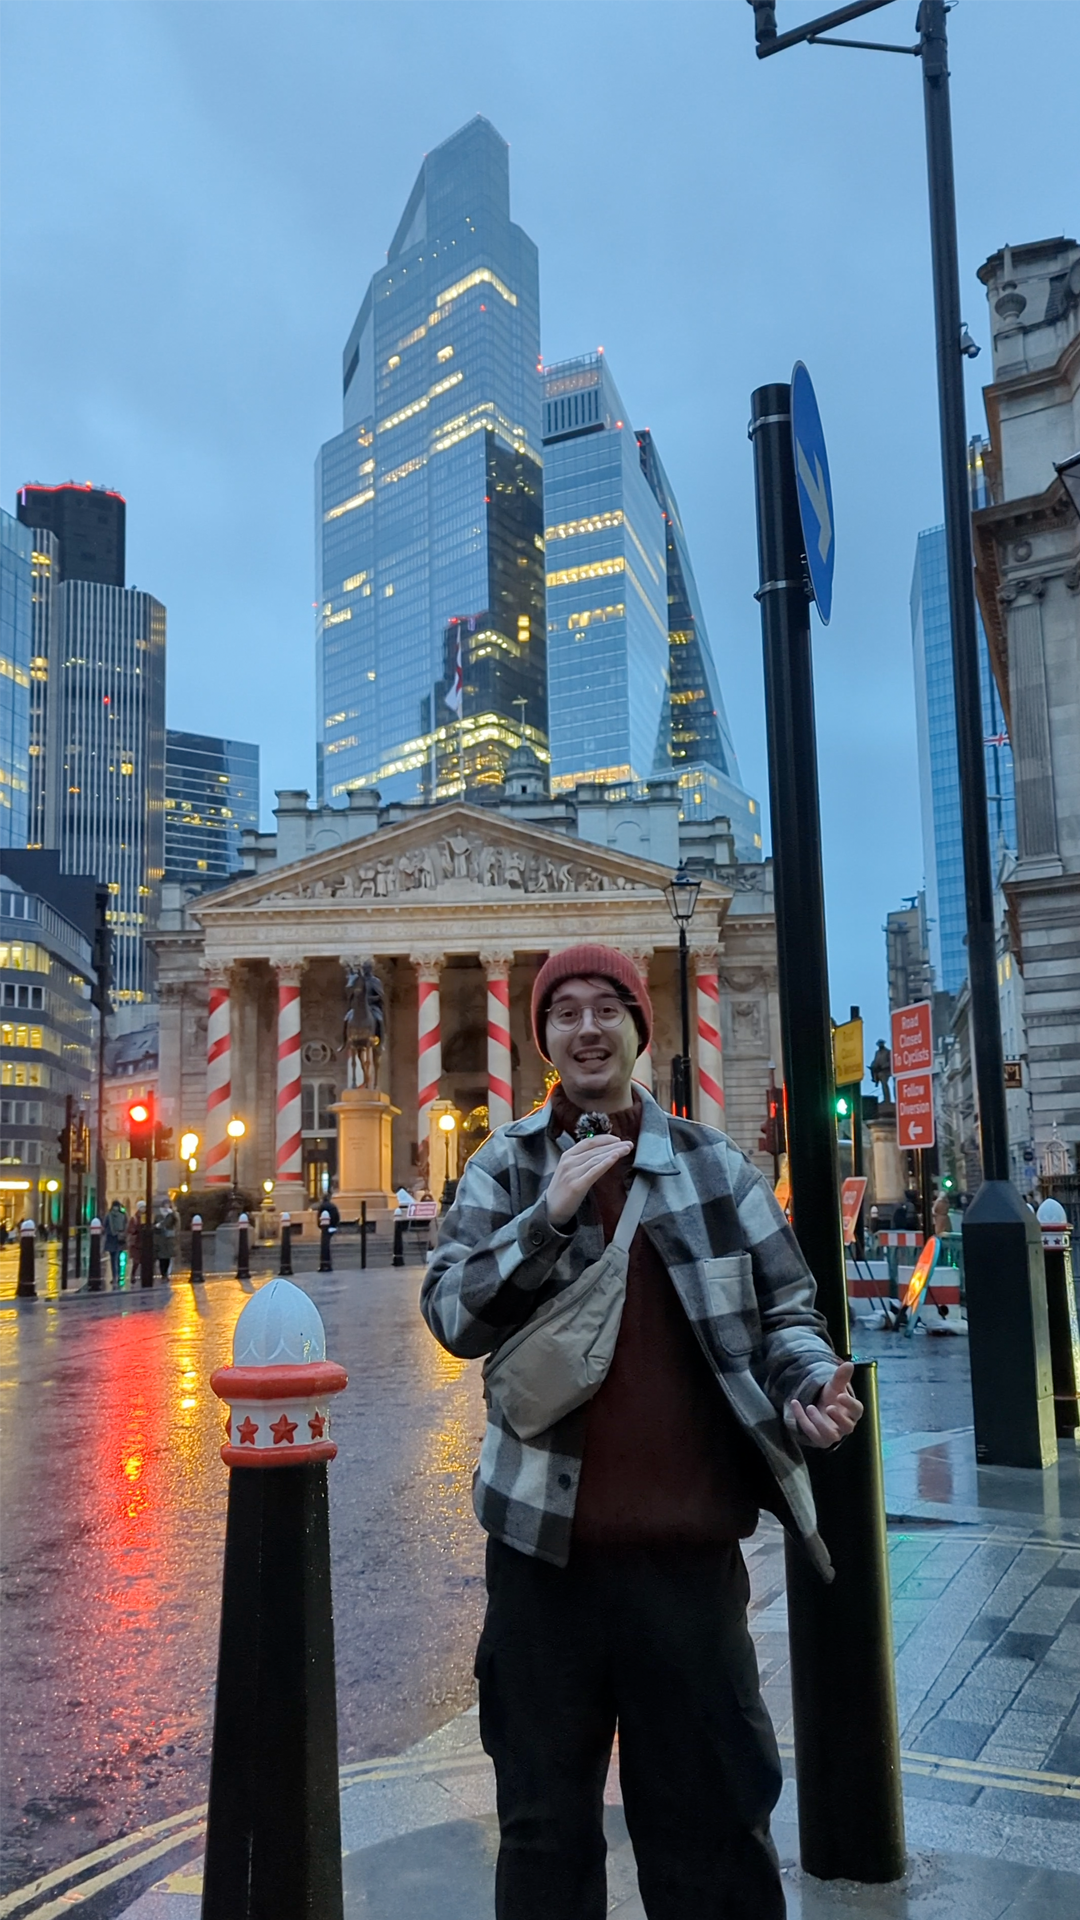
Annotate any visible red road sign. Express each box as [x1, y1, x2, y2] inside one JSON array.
[[896, 1071, 935, 1149], [840, 1175, 867, 1244], [891, 1000, 933, 1076]]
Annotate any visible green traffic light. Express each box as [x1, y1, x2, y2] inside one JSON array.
[[835, 1095, 850, 1118]]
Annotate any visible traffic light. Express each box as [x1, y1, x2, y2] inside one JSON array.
[[58, 1121, 71, 1166], [154, 1124, 173, 1160], [127, 1097, 155, 1161], [834, 1092, 852, 1121], [758, 1086, 786, 1159]]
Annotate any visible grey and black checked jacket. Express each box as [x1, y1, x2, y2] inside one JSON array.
[[421, 1086, 839, 1578]]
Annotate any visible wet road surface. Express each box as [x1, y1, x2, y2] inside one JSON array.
[[0, 1253, 487, 1899]]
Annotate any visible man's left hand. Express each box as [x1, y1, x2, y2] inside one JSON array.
[[790, 1361, 864, 1448]]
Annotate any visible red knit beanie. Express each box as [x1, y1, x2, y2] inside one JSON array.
[[531, 944, 652, 1060]]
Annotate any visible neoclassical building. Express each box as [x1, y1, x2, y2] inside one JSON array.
[[153, 792, 781, 1219]]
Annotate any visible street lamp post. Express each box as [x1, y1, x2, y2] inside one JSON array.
[[664, 865, 701, 1119], [227, 1118, 246, 1215], [748, 0, 1055, 1472]]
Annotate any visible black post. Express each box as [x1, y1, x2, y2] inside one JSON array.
[[16, 1217, 37, 1299], [918, 0, 1055, 1467], [190, 1214, 205, 1284], [318, 1211, 333, 1274], [74, 1157, 85, 1284], [60, 1092, 72, 1291], [360, 1200, 367, 1271], [279, 1212, 294, 1278], [87, 1217, 103, 1291], [237, 1213, 251, 1283], [392, 1218, 405, 1268], [1038, 1205, 1080, 1441], [204, 1284, 347, 1920], [751, 382, 904, 1883], [677, 926, 693, 1120]]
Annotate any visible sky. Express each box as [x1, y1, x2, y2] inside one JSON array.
[[2, 0, 1077, 1068]]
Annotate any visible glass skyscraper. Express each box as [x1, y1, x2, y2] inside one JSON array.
[[164, 731, 260, 888], [543, 354, 670, 794], [911, 521, 1016, 996], [0, 509, 33, 850], [316, 117, 545, 804]]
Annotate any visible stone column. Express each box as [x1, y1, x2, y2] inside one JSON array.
[[628, 950, 654, 1092], [481, 952, 514, 1129], [275, 961, 306, 1197], [694, 949, 725, 1130], [204, 967, 233, 1186], [414, 958, 443, 1148]]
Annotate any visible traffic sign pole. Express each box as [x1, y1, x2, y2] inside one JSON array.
[[751, 380, 904, 1884]]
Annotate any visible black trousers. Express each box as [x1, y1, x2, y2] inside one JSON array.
[[476, 1537, 785, 1920]]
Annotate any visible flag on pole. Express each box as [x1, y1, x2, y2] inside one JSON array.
[[445, 629, 463, 716]]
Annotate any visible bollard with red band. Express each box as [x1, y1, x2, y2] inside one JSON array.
[[87, 1217, 104, 1292], [279, 1211, 294, 1277], [1038, 1200, 1080, 1441], [203, 1280, 347, 1919], [16, 1218, 36, 1299], [190, 1214, 204, 1284], [318, 1209, 333, 1274], [236, 1211, 251, 1283]]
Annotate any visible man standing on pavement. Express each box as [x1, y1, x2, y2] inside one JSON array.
[[422, 943, 863, 1920]]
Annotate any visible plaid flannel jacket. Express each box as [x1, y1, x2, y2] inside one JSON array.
[[421, 1086, 839, 1578]]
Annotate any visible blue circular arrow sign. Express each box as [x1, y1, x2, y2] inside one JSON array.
[[791, 362, 835, 626]]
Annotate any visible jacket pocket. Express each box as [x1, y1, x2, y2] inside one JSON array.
[[701, 1253, 760, 1356]]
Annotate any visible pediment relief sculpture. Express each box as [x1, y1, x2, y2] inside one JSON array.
[[263, 831, 648, 905]]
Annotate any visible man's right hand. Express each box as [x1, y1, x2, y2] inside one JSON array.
[[545, 1134, 633, 1228]]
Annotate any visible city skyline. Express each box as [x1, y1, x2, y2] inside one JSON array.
[[2, 0, 1077, 1055]]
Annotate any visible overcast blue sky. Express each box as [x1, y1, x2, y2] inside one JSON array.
[[2, 0, 1077, 1061]]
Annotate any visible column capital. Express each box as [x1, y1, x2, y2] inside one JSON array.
[[691, 943, 723, 973], [203, 962, 237, 993], [479, 949, 514, 978], [410, 953, 445, 981], [275, 958, 307, 988]]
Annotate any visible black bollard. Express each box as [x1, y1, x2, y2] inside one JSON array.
[[392, 1218, 405, 1268], [87, 1217, 104, 1291], [1039, 1201, 1080, 1441], [190, 1214, 205, 1284], [279, 1211, 294, 1277], [237, 1212, 251, 1282], [141, 1211, 155, 1288], [16, 1218, 37, 1299], [205, 1280, 348, 1920], [318, 1210, 332, 1274], [360, 1200, 367, 1272]]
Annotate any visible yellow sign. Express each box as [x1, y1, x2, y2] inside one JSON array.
[[833, 1017, 864, 1089]]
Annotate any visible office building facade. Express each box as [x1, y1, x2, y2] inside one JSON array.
[[49, 584, 166, 1001], [164, 730, 260, 888], [0, 510, 33, 849], [26, 531, 59, 849], [316, 116, 545, 806], [16, 482, 125, 588], [911, 514, 1016, 997], [542, 354, 670, 797]]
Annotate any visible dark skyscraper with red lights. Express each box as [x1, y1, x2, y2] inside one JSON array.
[[16, 482, 125, 588]]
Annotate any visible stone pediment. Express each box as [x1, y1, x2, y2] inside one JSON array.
[[194, 804, 728, 918]]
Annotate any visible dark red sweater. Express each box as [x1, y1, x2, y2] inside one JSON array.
[[550, 1088, 770, 1546]]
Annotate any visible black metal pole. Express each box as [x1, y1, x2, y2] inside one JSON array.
[[190, 1214, 205, 1284], [74, 1158, 84, 1283], [677, 927, 693, 1121], [279, 1213, 294, 1277], [360, 1199, 367, 1271], [318, 1211, 333, 1274], [142, 1146, 154, 1287], [918, 0, 1054, 1468], [751, 383, 904, 1883], [60, 1093, 72, 1291]]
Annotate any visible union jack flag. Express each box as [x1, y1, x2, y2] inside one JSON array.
[[984, 730, 1009, 748]]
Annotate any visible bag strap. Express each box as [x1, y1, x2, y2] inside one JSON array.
[[610, 1171, 650, 1255]]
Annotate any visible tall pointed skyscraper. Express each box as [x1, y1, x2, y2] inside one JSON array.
[[316, 118, 545, 805]]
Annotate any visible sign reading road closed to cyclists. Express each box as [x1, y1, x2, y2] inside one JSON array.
[[896, 1071, 935, 1150], [891, 1000, 933, 1076]]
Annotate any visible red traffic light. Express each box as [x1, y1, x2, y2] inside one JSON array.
[[127, 1096, 156, 1160], [128, 1102, 150, 1125]]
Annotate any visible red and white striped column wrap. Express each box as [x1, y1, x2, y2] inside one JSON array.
[[482, 953, 514, 1129], [415, 959, 442, 1147], [204, 970, 232, 1185], [695, 957, 725, 1129], [275, 962, 304, 1186], [628, 951, 654, 1091], [687, 956, 722, 1121]]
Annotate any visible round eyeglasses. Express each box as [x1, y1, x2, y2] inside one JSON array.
[[547, 1000, 628, 1034]]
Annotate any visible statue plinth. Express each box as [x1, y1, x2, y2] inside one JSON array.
[[330, 1087, 399, 1215]]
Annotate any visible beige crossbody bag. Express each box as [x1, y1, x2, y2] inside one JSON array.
[[482, 1172, 650, 1441]]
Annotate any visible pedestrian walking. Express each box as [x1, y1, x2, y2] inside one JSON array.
[[103, 1199, 127, 1285], [932, 1188, 952, 1239], [154, 1200, 179, 1282], [422, 943, 863, 1920], [125, 1202, 144, 1286]]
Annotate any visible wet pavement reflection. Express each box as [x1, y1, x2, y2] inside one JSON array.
[[0, 1259, 487, 1897]]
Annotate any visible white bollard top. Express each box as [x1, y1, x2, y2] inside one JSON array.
[[21, 1217, 35, 1233], [91, 1217, 102, 1231], [1037, 1198, 1068, 1227], [233, 1278, 326, 1367], [281, 1211, 291, 1225], [238, 1211, 250, 1226], [319, 1210, 330, 1225], [192, 1214, 203, 1227]]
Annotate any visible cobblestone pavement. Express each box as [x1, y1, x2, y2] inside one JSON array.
[[2, 1252, 1078, 1918]]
